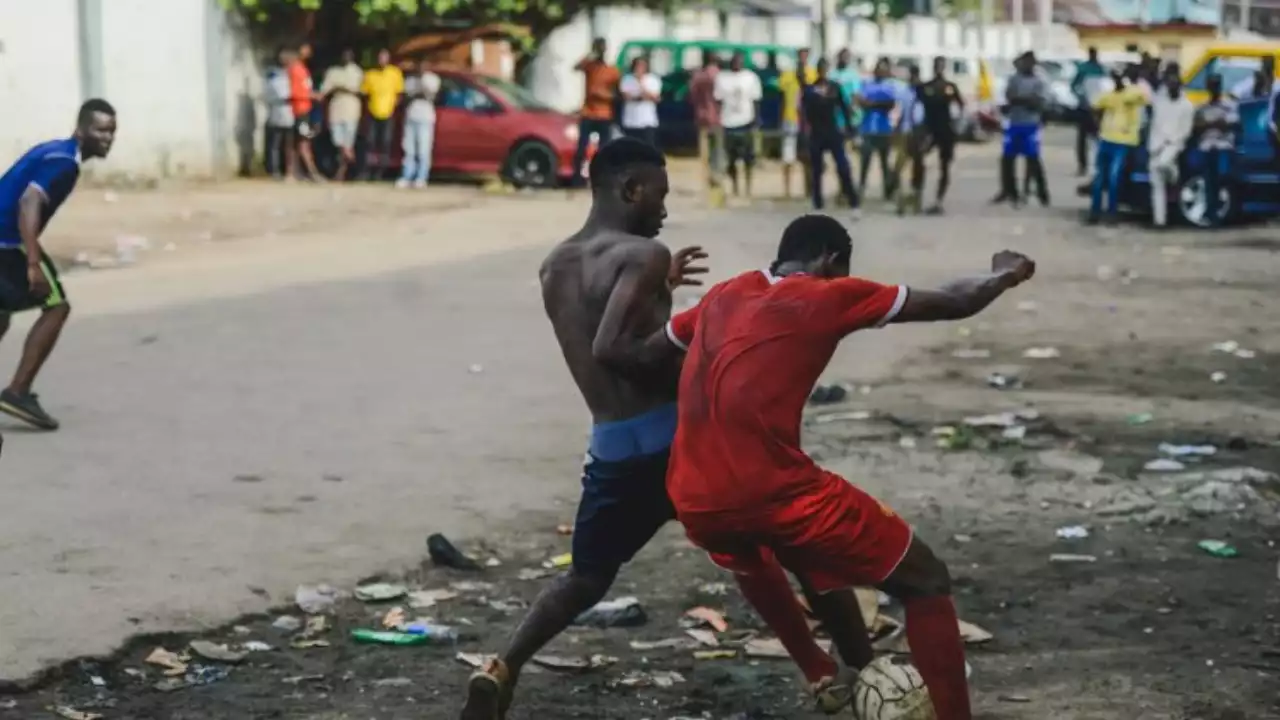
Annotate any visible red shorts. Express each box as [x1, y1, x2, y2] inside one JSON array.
[[679, 473, 913, 594]]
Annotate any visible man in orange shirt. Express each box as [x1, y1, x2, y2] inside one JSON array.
[[287, 42, 323, 181], [570, 38, 620, 186]]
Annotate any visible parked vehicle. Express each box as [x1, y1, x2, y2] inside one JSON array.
[[1104, 97, 1280, 227], [1182, 44, 1280, 106], [317, 68, 587, 188]]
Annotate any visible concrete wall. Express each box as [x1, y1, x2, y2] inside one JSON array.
[[0, 0, 262, 181]]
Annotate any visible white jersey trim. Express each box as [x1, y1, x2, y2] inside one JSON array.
[[664, 319, 689, 351], [875, 285, 909, 328]]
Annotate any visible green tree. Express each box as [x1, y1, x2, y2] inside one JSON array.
[[221, 0, 680, 56]]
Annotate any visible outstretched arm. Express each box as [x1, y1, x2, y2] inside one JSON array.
[[592, 244, 709, 372], [891, 250, 1035, 323]]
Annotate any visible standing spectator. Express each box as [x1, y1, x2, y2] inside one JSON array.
[[777, 48, 816, 199], [361, 49, 404, 181], [892, 65, 927, 216], [287, 43, 323, 182], [1147, 66, 1194, 228], [995, 52, 1048, 206], [856, 58, 898, 200], [802, 58, 860, 216], [320, 48, 365, 182], [619, 57, 662, 147], [1232, 56, 1274, 99], [1071, 47, 1106, 177], [830, 49, 863, 143], [0, 99, 116, 430], [571, 38, 621, 186], [397, 60, 441, 189], [919, 55, 964, 214], [1087, 65, 1148, 225], [715, 52, 762, 198], [264, 48, 295, 178], [1192, 73, 1240, 228], [688, 52, 722, 192]]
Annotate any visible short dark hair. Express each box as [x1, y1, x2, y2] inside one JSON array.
[[773, 214, 852, 270], [588, 137, 665, 193], [77, 98, 116, 126]]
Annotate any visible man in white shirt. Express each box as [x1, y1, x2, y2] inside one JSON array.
[[319, 48, 365, 181], [714, 51, 762, 197], [397, 60, 442, 189], [1147, 67, 1195, 227], [619, 57, 663, 148]]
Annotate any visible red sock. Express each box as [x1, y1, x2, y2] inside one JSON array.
[[733, 560, 838, 684], [903, 595, 971, 720]]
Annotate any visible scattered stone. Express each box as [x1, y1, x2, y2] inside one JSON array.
[[1144, 458, 1186, 472], [1022, 346, 1060, 359], [355, 582, 407, 602], [295, 584, 339, 614], [683, 606, 729, 632], [144, 647, 188, 676], [373, 677, 413, 687], [1055, 525, 1090, 540], [188, 640, 247, 664], [575, 596, 646, 628], [1049, 553, 1098, 563], [1038, 450, 1104, 477], [427, 533, 483, 571], [951, 348, 991, 359]]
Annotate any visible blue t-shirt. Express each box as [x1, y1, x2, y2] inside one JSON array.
[[858, 80, 897, 135], [0, 138, 81, 249]]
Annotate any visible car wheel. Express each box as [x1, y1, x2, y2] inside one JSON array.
[[1176, 174, 1233, 228], [504, 141, 558, 190]]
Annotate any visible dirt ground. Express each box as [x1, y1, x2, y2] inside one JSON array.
[[3, 140, 1280, 719]]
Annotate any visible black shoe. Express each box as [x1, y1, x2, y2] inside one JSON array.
[[989, 193, 1010, 205], [1084, 214, 1101, 226], [1038, 193, 1051, 207], [925, 204, 945, 215], [0, 389, 59, 430]]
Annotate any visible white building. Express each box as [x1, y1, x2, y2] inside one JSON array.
[[0, 0, 261, 181], [529, 2, 1081, 113]]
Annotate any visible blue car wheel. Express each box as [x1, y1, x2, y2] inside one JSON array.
[[1177, 174, 1233, 228]]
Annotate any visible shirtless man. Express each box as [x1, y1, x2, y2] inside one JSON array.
[[459, 137, 707, 719]]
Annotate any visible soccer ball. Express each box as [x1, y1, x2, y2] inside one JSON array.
[[853, 656, 937, 720]]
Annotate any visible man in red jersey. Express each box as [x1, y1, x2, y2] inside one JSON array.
[[660, 214, 1034, 720]]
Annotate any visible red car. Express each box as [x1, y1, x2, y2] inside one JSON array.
[[354, 69, 590, 188]]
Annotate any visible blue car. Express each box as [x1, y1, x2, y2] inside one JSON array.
[[1120, 97, 1280, 227]]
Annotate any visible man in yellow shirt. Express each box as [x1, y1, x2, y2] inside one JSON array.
[[360, 48, 404, 180], [1087, 65, 1147, 225], [777, 48, 817, 198]]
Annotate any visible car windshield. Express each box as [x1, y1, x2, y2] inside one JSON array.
[[474, 76, 553, 111]]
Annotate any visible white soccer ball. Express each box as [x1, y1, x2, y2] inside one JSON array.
[[853, 656, 937, 720]]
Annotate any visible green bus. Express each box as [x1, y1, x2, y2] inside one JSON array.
[[614, 39, 803, 150]]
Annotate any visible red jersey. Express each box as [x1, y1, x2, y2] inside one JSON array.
[[665, 269, 906, 515], [288, 60, 313, 117]]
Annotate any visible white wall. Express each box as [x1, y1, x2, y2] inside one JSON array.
[[0, 0, 261, 180], [0, 0, 83, 161]]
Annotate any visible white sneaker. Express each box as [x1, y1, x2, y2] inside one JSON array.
[[394, 178, 410, 189], [412, 179, 427, 189]]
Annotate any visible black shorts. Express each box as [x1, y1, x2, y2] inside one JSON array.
[[724, 125, 756, 166], [0, 248, 66, 313], [930, 129, 956, 163]]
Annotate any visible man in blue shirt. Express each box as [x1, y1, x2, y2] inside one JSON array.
[[0, 98, 117, 430], [856, 58, 898, 200]]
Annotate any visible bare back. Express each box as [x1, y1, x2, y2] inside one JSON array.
[[540, 229, 679, 423]]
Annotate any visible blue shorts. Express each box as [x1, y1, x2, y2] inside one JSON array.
[[572, 403, 677, 576], [1003, 123, 1041, 159]]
